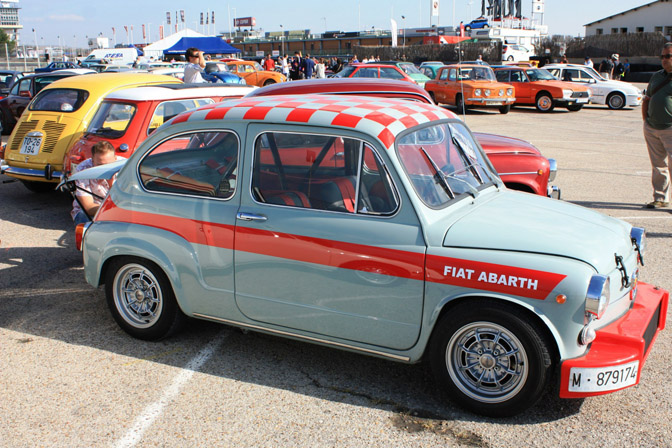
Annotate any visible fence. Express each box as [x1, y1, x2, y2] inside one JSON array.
[[353, 41, 503, 65]]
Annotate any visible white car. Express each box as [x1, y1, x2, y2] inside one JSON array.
[[501, 44, 532, 62], [545, 64, 643, 110]]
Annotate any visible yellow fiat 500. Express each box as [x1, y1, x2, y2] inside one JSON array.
[[1, 73, 181, 192]]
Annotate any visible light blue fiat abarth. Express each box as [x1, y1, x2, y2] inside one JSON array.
[[68, 94, 668, 417]]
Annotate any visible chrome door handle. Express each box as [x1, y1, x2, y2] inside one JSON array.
[[236, 212, 267, 222]]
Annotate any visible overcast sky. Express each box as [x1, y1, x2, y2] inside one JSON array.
[[17, 0, 650, 48]]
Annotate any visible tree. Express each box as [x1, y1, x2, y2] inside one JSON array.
[[0, 29, 16, 52]]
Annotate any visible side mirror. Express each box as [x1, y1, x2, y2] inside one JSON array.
[[19, 90, 31, 98]]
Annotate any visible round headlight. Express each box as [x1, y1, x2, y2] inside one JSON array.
[[474, 89, 481, 96], [498, 89, 504, 96], [484, 89, 491, 96], [586, 274, 610, 319], [507, 88, 513, 96]]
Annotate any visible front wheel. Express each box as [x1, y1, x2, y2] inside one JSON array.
[[566, 103, 583, 112], [455, 94, 468, 114], [105, 257, 184, 341], [263, 79, 276, 86], [428, 301, 553, 417], [499, 105, 511, 114], [21, 180, 56, 193], [429, 91, 438, 105], [535, 93, 555, 112], [606, 92, 625, 110]]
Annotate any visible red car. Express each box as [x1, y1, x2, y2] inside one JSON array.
[[63, 84, 256, 177], [247, 78, 559, 198], [334, 64, 417, 84]]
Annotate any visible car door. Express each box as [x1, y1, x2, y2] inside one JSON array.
[[434, 67, 450, 103], [511, 69, 532, 103], [233, 124, 426, 350], [9, 77, 32, 119]]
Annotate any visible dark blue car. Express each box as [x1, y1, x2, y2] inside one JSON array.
[[34, 61, 80, 73]]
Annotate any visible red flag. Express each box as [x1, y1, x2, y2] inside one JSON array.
[[142, 24, 146, 40], [124, 25, 128, 34], [159, 25, 164, 40]]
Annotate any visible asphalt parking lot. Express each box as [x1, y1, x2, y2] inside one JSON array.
[[1, 92, 671, 448]]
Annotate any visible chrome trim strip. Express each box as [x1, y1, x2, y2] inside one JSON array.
[[497, 171, 539, 176], [192, 313, 412, 362], [3, 166, 63, 178]]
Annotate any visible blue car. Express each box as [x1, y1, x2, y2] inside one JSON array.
[[465, 18, 490, 31], [203, 62, 246, 85], [34, 61, 80, 73]]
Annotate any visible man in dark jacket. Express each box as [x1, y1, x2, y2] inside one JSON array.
[[302, 54, 316, 79]]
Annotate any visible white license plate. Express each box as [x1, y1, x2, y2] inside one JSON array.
[[488, 101, 504, 105], [576, 98, 589, 103], [19, 136, 42, 155], [568, 361, 639, 393]]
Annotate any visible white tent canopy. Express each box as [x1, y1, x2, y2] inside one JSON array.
[[143, 28, 207, 60]]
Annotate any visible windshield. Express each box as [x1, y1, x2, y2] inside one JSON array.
[[29, 88, 89, 112], [458, 66, 496, 81], [88, 101, 137, 138], [583, 66, 605, 81], [525, 68, 556, 81], [399, 63, 423, 75], [396, 121, 498, 207], [335, 66, 357, 77]]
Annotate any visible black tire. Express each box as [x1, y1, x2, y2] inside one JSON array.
[[263, 79, 276, 86], [499, 105, 511, 114], [606, 92, 625, 110], [507, 55, 514, 61], [455, 94, 468, 114], [428, 300, 553, 417], [21, 180, 56, 193], [105, 256, 184, 341], [566, 103, 583, 112], [429, 91, 438, 105], [464, 26, 471, 31], [535, 93, 555, 112]]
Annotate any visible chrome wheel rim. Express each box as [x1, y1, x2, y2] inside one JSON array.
[[113, 264, 163, 329], [609, 95, 624, 109], [446, 322, 528, 403], [537, 96, 552, 111]]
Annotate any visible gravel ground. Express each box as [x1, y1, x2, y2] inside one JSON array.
[[1, 93, 670, 447]]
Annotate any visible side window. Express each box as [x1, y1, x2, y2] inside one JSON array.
[[380, 67, 405, 80], [148, 98, 215, 134], [511, 71, 525, 83], [495, 70, 509, 82], [564, 69, 580, 81], [252, 132, 398, 215], [353, 67, 379, 78], [16, 78, 31, 95], [139, 131, 239, 199]]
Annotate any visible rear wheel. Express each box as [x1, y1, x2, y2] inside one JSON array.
[[507, 55, 514, 61], [606, 92, 625, 110], [263, 79, 276, 86], [429, 300, 553, 417], [21, 180, 56, 193], [499, 105, 511, 114], [455, 94, 468, 114], [535, 93, 555, 112], [105, 257, 184, 341]]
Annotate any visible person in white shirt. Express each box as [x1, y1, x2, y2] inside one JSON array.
[[584, 56, 594, 68], [315, 58, 326, 78], [184, 47, 206, 83], [281, 55, 290, 80]]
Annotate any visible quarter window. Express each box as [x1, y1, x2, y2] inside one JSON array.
[[252, 132, 398, 215], [139, 131, 239, 199], [29, 88, 89, 112]]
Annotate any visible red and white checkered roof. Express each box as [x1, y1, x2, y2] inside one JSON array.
[[168, 94, 457, 148]]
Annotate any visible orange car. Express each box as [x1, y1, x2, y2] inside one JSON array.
[[494, 66, 591, 112], [424, 64, 515, 114], [224, 60, 285, 86]]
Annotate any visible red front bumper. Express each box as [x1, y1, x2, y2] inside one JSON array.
[[559, 282, 668, 398]]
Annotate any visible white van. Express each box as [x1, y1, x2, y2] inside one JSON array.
[[83, 48, 140, 66]]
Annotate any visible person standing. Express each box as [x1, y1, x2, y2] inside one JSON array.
[[599, 55, 614, 79], [70, 141, 122, 225], [642, 43, 672, 208], [262, 54, 275, 71], [315, 58, 326, 78], [302, 54, 316, 79], [280, 54, 290, 80], [184, 47, 206, 83], [584, 56, 593, 68]]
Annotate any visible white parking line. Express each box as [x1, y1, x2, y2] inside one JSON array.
[[114, 332, 228, 448]]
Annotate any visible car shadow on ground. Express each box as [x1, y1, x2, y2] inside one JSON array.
[[0, 244, 585, 434]]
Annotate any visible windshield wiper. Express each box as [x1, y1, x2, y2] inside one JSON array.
[[420, 147, 454, 199], [450, 135, 486, 184]]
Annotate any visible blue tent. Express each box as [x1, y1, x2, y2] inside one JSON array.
[[163, 37, 240, 55]]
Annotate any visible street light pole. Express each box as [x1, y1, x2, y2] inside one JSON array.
[[401, 15, 406, 48], [279, 24, 284, 55]]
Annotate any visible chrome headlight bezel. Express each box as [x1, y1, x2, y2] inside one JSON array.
[[506, 88, 513, 96], [484, 89, 491, 96], [474, 89, 482, 96], [586, 274, 610, 319], [630, 227, 645, 265]]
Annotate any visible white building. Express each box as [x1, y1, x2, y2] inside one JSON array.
[[0, 0, 22, 44], [584, 0, 672, 37]]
